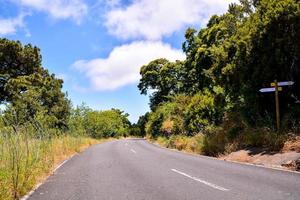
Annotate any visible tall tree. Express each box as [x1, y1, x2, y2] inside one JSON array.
[[138, 59, 185, 109], [0, 39, 70, 129], [0, 38, 42, 103]]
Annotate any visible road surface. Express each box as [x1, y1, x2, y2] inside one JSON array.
[[27, 139, 300, 200]]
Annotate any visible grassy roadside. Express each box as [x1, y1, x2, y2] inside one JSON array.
[[147, 132, 300, 158], [147, 132, 300, 172], [147, 134, 205, 155], [0, 132, 109, 200]]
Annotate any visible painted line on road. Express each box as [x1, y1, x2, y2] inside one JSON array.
[[53, 158, 69, 172], [20, 153, 77, 200], [171, 169, 229, 192], [20, 182, 43, 200], [130, 149, 137, 154], [148, 140, 300, 174]]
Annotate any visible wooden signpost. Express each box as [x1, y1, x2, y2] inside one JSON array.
[[259, 80, 294, 130]]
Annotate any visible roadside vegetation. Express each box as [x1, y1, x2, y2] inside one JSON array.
[[137, 0, 300, 156], [0, 129, 99, 200], [0, 39, 132, 199]]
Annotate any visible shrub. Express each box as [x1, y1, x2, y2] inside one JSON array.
[[145, 111, 164, 138], [156, 136, 169, 147], [187, 134, 205, 153], [184, 90, 222, 135], [242, 128, 286, 151], [145, 95, 191, 137], [202, 126, 226, 156]]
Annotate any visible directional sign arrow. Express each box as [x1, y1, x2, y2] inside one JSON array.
[[259, 87, 282, 93], [271, 81, 294, 87]]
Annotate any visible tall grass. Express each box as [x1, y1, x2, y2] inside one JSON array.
[[0, 126, 99, 200], [151, 127, 288, 157], [155, 134, 205, 154]]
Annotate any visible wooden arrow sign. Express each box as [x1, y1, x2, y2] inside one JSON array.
[[259, 87, 282, 93], [271, 81, 294, 87], [260, 80, 295, 131]]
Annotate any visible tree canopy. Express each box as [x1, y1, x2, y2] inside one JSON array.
[[138, 0, 300, 136], [68, 104, 131, 138], [0, 39, 70, 129]]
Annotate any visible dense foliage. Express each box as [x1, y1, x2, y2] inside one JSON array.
[[0, 38, 71, 129], [68, 104, 131, 138], [139, 0, 300, 147]]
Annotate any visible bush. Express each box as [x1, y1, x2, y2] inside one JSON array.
[[156, 136, 169, 147], [242, 128, 286, 151], [187, 134, 205, 154], [145, 111, 164, 138], [202, 126, 226, 156], [184, 91, 217, 135], [69, 106, 130, 139], [172, 135, 189, 150], [145, 95, 191, 137], [155, 134, 205, 154]]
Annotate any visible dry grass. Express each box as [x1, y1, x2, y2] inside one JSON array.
[[0, 131, 103, 200], [153, 134, 205, 154], [150, 128, 297, 157], [282, 136, 300, 153]]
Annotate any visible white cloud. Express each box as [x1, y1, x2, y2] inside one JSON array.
[[105, 0, 121, 8], [72, 41, 185, 91], [14, 0, 88, 23], [0, 13, 26, 35], [105, 0, 238, 40], [56, 73, 70, 81]]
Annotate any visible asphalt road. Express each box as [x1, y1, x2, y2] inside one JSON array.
[[27, 139, 300, 200]]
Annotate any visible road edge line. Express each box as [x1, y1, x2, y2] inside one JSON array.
[[19, 139, 117, 200], [20, 153, 78, 200], [146, 139, 300, 175]]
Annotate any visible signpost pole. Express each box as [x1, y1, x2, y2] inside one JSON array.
[[274, 80, 280, 130], [260, 80, 294, 130]]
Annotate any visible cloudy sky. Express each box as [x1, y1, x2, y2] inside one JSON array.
[[0, 0, 237, 122]]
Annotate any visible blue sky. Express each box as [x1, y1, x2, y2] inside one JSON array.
[[0, 0, 236, 122]]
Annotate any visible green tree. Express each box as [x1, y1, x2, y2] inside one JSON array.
[[136, 112, 149, 137], [68, 103, 92, 136], [83, 109, 130, 138], [138, 0, 300, 136], [138, 59, 185, 109], [0, 39, 70, 129], [0, 39, 42, 103]]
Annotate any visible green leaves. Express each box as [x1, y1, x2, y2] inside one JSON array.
[[68, 106, 131, 138], [0, 39, 70, 130], [139, 0, 300, 137], [0, 39, 42, 103], [138, 59, 185, 110]]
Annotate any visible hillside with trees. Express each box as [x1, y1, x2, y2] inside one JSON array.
[[137, 0, 300, 155]]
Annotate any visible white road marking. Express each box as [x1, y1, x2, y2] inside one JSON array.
[[171, 169, 229, 192], [20, 154, 77, 200], [53, 159, 68, 172], [130, 149, 137, 154], [125, 143, 128, 146], [20, 183, 42, 200]]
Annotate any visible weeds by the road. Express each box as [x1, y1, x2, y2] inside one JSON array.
[[151, 127, 290, 157], [155, 134, 204, 154], [0, 127, 99, 200]]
